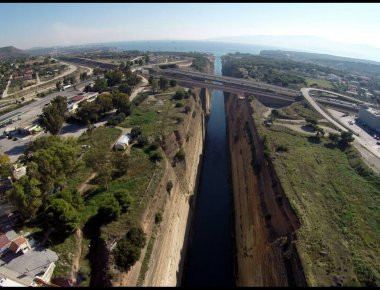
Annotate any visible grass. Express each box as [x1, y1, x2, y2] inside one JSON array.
[[120, 91, 190, 140], [51, 234, 77, 279], [278, 100, 324, 120], [306, 78, 334, 90], [258, 124, 380, 286], [137, 235, 156, 286]]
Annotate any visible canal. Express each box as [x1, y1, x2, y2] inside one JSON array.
[[181, 55, 235, 287]]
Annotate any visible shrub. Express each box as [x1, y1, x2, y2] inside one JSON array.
[[175, 102, 184, 108], [276, 145, 288, 152], [184, 105, 191, 114], [166, 181, 173, 193], [174, 149, 186, 163], [149, 151, 162, 163], [155, 212, 163, 225], [136, 135, 149, 148], [147, 142, 159, 152], [130, 127, 142, 139]]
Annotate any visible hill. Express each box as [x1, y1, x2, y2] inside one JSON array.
[[0, 46, 28, 60]]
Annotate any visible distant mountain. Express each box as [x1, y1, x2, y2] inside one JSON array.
[[208, 35, 380, 63], [0, 46, 28, 60]]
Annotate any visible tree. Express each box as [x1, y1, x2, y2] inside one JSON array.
[[328, 133, 340, 145], [7, 176, 42, 220], [169, 79, 177, 87], [127, 227, 146, 248], [98, 195, 121, 222], [95, 93, 113, 114], [305, 117, 318, 130], [144, 54, 149, 64], [339, 131, 354, 149], [0, 154, 12, 178], [45, 198, 80, 234], [118, 82, 132, 95], [105, 69, 123, 87], [112, 92, 131, 116], [93, 78, 108, 93], [149, 151, 162, 163], [159, 77, 168, 91], [130, 127, 142, 139], [39, 102, 65, 135], [184, 105, 191, 114], [113, 238, 141, 271], [316, 126, 325, 138], [136, 135, 149, 148], [76, 101, 101, 124], [56, 80, 62, 91], [56, 188, 84, 211], [112, 151, 128, 177], [80, 72, 88, 81], [151, 79, 159, 94], [114, 190, 133, 213]]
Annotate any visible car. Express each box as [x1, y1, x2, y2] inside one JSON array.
[[12, 137, 18, 141]]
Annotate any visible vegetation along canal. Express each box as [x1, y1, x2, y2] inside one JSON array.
[[181, 56, 235, 287]]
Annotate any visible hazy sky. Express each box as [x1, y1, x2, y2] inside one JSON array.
[[1, 3, 380, 50]]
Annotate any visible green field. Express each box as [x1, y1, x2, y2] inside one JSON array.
[[306, 78, 334, 90], [259, 124, 380, 286]]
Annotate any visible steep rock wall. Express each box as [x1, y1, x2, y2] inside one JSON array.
[[225, 93, 306, 286]]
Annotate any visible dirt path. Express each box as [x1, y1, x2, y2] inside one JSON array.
[[70, 228, 83, 284], [78, 172, 96, 194]]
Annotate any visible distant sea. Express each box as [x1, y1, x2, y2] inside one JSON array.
[[95, 40, 278, 56]]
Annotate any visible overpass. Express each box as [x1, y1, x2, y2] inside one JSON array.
[[148, 67, 302, 105]]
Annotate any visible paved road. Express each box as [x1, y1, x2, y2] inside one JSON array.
[[301, 87, 380, 162]]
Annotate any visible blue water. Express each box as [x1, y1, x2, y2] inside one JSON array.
[[181, 56, 235, 287], [99, 40, 273, 56]]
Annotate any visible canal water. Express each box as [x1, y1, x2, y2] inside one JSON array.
[[181, 56, 235, 287]]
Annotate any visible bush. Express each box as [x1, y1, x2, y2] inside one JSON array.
[[149, 151, 162, 163], [155, 212, 163, 225], [174, 149, 186, 163], [169, 79, 177, 87], [192, 111, 196, 118], [166, 181, 173, 193], [184, 105, 191, 114], [107, 112, 127, 126], [175, 102, 184, 108], [114, 190, 133, 213], [147, 142, 159, 152], [276, 145, 288, 152]]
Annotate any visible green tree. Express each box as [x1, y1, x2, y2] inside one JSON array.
[[328, 132, 340, 145], [169, 79, 177, 87], [118, 82, 132, 95], [112, 151, 128, 177], [95, 93, 114, 114], [127, 227, 146, 248], [114, 238, 141, 271], [45, 198, 80, 234], [56, 80, 62, 91], [339, 131, 354, 149], [39, 102, 65, 135], [105, 69, 123, 87], [114, 190, 133, 213], [76, 101, 101, 124], [112, 92, 131, 116], [80, 72, 88, 81], [130, 127, 142, 139], [93, 78, 108, 93], [56, 188, 84, 211], [7, 176, 42, 220], [98, 194, 121, 222]]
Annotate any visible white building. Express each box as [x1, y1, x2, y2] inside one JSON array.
[[114, 134, 131, 150], [358, 105, 380, 132]]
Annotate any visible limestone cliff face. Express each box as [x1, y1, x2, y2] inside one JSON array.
[[141, 90, 206, 286], [225, 93, 306, 286]]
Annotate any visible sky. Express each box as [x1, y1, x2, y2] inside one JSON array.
[[1, 3, 380, 55]]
